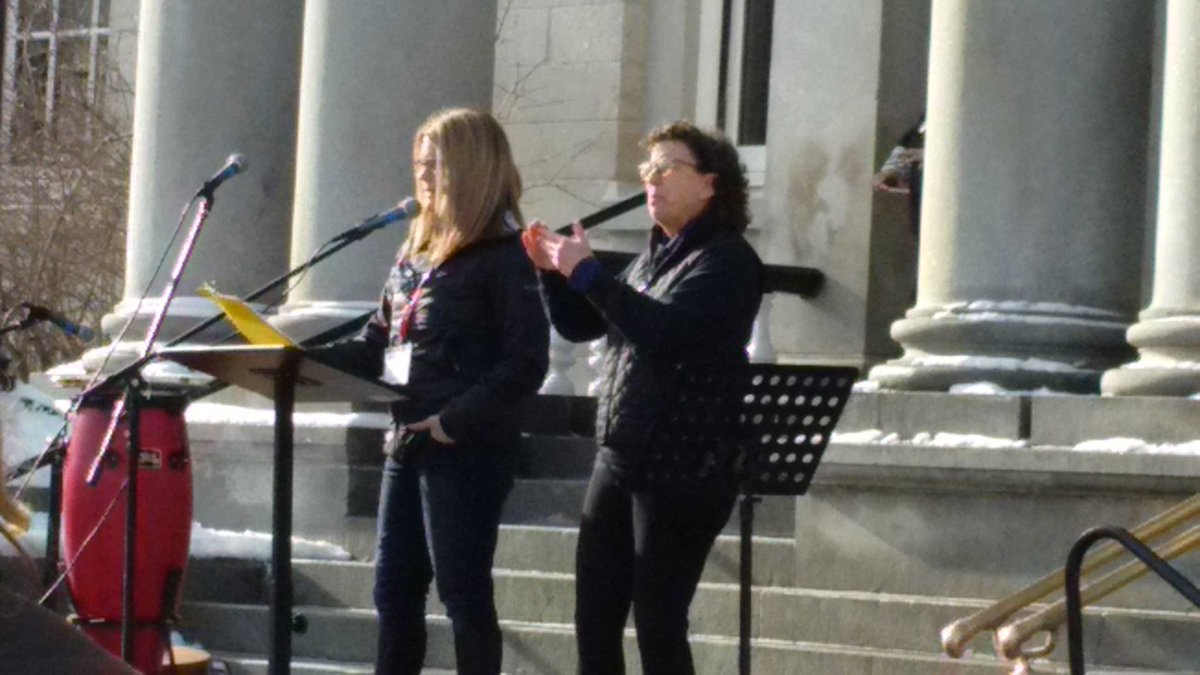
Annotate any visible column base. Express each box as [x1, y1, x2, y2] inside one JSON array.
[[270, 300, 378, 345], [101, 296, 242, 345], [869, 303, 1132, 393], [870, 357, 1101, 393], [1101, 314, 1200, 396]]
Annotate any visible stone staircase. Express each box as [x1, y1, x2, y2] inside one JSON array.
[[176, 528, 1198, 673], [170, 393, 1200, 673]]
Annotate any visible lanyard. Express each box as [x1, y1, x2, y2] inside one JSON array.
[[396, 266, 434, 343]]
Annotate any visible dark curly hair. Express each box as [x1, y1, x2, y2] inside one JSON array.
[[643, 121, 750, 233]]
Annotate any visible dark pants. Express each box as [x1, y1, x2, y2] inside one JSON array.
[[373, 444, 513, 675], [575, 454, 737, 675]]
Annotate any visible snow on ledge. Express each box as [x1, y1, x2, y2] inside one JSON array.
[[831, 429, 1027, 449], [190, 522, 352, 560], [832, 429, 1200, 456], [934, 300, 1123, 319], [0, 515, 353, 561], [1072, 437, 1200, 456], [184, 402, 390, 429], [928, 310, 1126, 330], [905, 354, 1087, 373]]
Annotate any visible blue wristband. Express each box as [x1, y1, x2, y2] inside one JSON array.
[[567, 257, 602, 293]]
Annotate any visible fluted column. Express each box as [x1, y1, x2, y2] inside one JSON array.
[[271, 0, 497, 340], [1103, 0, 1200, 396], [870, 0, 1153, 392], [96, 1, 302, 364]]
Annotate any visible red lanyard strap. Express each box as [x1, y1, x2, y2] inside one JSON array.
[[396, 268, 433, 343]]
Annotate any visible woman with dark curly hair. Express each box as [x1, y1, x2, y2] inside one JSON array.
[[523, 120, 763, 674]]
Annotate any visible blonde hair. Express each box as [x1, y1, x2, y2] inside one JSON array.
[[402, 108, 523, 264]]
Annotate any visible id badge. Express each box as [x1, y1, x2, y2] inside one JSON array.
[[383, 344, 413, 385]]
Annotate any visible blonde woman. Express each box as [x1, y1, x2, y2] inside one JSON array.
[[353, 108, 548, 674]]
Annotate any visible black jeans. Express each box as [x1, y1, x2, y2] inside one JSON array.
[[373, 443, 513, 675], [575, 453, 737, 675]]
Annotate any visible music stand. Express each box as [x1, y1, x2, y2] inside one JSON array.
[[644, 363, 858, 675], [157, 345, 404, 675]]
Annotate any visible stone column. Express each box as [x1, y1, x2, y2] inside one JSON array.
[[1103, 0, 1200, 396], [271, 0, 497, 340], [869, 0, 1154, 392], [98, 1, 303, 358]]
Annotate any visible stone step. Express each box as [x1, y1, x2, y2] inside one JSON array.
[[209, 652, 450, 674], [190, 472, 798, 561], [501, 525, 797, 585], [182, 527, 796, 607], [179, 603, 1178, 675], [181, 566, 1200, 671]]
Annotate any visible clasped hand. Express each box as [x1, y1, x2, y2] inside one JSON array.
[[521, 221, 594, 277]]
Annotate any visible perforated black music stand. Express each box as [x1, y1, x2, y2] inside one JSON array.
[[644, 363, 858, 675]]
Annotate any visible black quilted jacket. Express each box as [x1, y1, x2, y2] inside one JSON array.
[[539, 209, 763, 461]]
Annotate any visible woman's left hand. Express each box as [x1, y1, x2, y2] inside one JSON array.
[[407, 414, 455, 445]]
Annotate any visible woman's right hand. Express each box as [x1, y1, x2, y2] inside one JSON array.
[[522, 221, 557, 271]]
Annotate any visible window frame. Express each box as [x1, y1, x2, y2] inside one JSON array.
[[694, 0, 772, 188]]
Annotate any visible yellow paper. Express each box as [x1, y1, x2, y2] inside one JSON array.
[[198, 284, 296, 347]]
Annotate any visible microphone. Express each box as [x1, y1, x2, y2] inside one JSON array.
[[19, 303, 95, 342], [341, 197, 421, 240], [197, 153, 247, 197]]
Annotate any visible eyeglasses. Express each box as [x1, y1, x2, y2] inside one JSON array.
[[637, 157, 698, 181], [413, 159, 438, 174]]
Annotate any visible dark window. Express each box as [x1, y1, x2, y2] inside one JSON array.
[[737, 0, 773, 145], [716, 0, 773, 146]]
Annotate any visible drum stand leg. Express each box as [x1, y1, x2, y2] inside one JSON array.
[[42, 442, 64, 609], [121, 381, 143, 664]]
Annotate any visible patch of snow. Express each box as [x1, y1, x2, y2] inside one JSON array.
[[850, 379, 880, 393], [906, 354, 1087, 373], [831, 429, 1024, 448], [185, 402, 390, 429], [830, 429, 886, 444], [910, 432, 1028, 449], [928, 310, 1126, 330], [1073, 437, 1200, 456], [190, 522, 352, 560], [948, 381, 1008, 395], [0, 515, 354, 561], [935, 300, 1124, 319], [1074, 437, 1147, 453]]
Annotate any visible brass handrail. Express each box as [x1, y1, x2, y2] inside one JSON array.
[[940, 493, 1200, 659], [994, 525, 1200, 662]]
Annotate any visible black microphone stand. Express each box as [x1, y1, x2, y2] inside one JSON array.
[[88, 189, 218, 663]]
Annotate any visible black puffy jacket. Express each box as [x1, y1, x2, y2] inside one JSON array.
[[346, 232, 549, 447], [540, 209, 763, 459]]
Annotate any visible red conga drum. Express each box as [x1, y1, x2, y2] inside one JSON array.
[[62, 394, 192, 674]]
